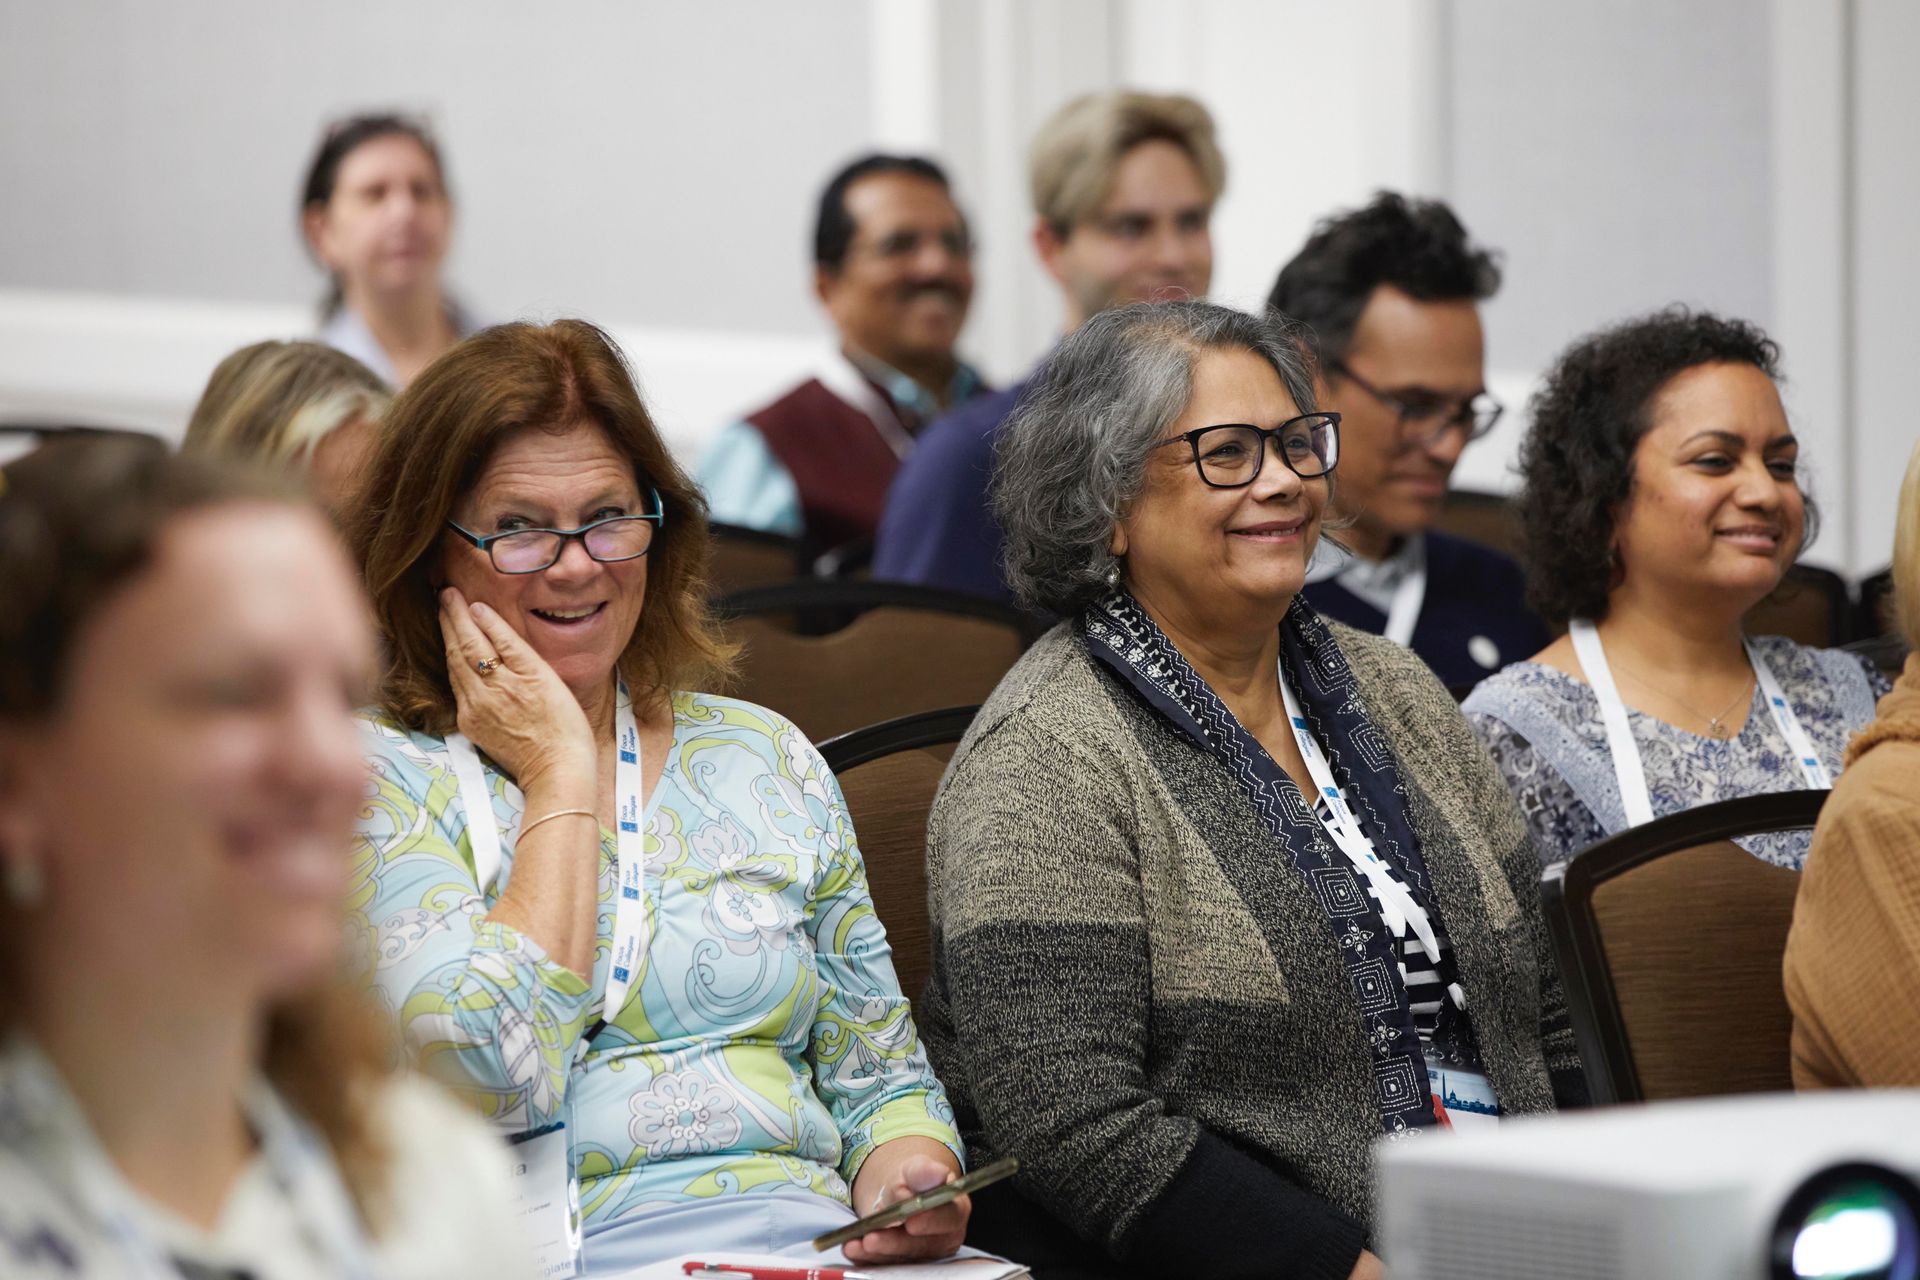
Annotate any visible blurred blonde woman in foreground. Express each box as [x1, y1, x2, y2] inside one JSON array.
[[183, 339, 390, 512], [0, 436, 525, 1278]]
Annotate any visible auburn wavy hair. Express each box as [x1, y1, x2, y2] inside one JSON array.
[[347, 319, 734, 732], [0, 436, 394, 1224]]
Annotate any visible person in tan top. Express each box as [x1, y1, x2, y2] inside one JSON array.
[[1783, 438, 1920, 1088]]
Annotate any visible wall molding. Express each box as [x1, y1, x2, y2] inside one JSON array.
[[0, 288, 823, 464]]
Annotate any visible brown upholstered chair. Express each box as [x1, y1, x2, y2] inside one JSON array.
[[818, 706, 978, 1003], [707, 522, 805, 596], [1431, 487, 1523, 561], [1540, 789, 1829, 1104], [1746, 564, 1853, 648], [715, 582, 1034, 742]]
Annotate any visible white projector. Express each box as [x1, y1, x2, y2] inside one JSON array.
[[1377, 1091, 1920, 1280]]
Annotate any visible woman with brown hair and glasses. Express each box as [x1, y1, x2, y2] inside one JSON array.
[[347, 320, 973, 1274], [0, 436, 522, 1278]]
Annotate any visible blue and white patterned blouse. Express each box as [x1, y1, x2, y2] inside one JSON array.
[[1462, 636, 1888, 868], [349, 692, 961, 1230]]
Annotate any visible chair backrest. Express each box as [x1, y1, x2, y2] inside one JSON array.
[[1540, 788, 1829, 1104], [1746, 563, 1853, 648], [1856, 565, 1896, 639], [1432, 487, 1523, 561], [716, 582, 1033, 741], [812, 535, 874, 581], [707, 523, 805, 596], [818, 706, 979, 1002]]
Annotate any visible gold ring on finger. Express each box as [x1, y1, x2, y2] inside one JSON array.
[[476, 658, 499, 676]]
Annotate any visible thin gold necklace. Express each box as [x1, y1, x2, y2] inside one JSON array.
[[1611, 662, 1755, 739]]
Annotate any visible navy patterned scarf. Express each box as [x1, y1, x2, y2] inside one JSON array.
[[1082, 587, 1459, 1135]]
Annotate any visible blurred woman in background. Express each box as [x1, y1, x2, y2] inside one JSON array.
[[301, 113, 480, 387], [1784, 436, 1920, 1087], [0, 437, 523, 1278], [1463, 309, 1886, 868], [182, 339, 390, 512]]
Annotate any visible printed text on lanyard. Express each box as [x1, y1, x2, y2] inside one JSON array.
[[1278, 664, 1465, 1010], [445, 678, 651, 1026]]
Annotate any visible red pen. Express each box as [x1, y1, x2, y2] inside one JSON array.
[[682, 1265, 863, 1280]]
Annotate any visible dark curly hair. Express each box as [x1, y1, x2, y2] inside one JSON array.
[[1517, 307, 1806, 626], [1266, 191, 1501, 363]]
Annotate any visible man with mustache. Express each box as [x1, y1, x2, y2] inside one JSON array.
[[1272, 192, 1552, 691], [872, 92, 1223, 604], [699, 154, 986, 558]]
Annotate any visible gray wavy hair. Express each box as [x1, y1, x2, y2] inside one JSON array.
[[993, 300, 1319, 616]]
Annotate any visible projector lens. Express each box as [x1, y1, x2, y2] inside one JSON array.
[[1772, 1163, 1920, 1280]]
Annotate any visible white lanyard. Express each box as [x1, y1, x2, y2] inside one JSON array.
[[814, 349, 917, 461], [1, 1041, 377, 1280], [1383, 565, 1428, 648], [445, 679, 650, 1026], [1568, 619, 1832, 828], [1278, 666, 1466, 1010]]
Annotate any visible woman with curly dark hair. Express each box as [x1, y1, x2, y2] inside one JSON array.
[[1461, 308, 1887, 868]]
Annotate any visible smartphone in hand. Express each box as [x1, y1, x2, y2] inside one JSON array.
[[810, 1157, 1019, 1253]]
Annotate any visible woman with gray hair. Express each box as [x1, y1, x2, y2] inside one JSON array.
[[919, 300, 1584, 1280]]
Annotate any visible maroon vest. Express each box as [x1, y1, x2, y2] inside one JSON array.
[[747, 377, 906, 556]]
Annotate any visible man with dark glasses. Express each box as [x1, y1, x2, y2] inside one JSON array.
[[1269, 192, 1551, 690]]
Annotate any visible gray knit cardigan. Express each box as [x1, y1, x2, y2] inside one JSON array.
[[920, 622, 1584, 1276]]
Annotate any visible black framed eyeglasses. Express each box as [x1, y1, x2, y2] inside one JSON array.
[[1157, 413, 1341, 489], [447, 489, 665, 574], [1332, 361, 1504, 445]]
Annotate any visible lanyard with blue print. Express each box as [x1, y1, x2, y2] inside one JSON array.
[[1568, 620, 1832, 828], [443, 677, 650, 1031], [1278, 663, 1466, 1012]]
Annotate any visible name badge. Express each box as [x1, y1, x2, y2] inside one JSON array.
[[507, 1122, 583, 1278]]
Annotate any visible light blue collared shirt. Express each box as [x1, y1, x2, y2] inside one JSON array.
[[698, 349, 982, 537], [317, 298, 483, 388]]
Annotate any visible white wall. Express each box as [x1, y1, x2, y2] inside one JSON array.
[[0, 0, 868, 454], [1850, 0, 1920, 574], [0, 0, 870, 333], [3, 0, 1915, 573]]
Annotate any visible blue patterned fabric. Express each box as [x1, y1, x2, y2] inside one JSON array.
[[352, 692, 961, 1232], [1080, 588, 1486, 1135], [1463, 636, 1889, 868]]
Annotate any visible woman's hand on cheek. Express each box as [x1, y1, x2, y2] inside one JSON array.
[[439, 587, 596, 788], [841, 1146, 970, 1264]]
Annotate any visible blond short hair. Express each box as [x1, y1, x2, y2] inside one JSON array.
[[183, 341, 390, 467], [1029, 91, 1226, 234], [1896, 438, 1920, 645]]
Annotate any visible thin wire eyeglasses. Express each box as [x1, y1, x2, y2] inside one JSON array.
[[1332, 361, 1504, 446], [1155, 414, 1341, 489], [446, 489, 665, 574]]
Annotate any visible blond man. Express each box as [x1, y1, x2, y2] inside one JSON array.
[[874, 92, 1225, 603]]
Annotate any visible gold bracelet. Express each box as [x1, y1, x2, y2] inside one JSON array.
[[517, 808, 597, 840]]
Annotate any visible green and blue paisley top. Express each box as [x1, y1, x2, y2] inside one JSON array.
[[350, 691, 960, 1229]]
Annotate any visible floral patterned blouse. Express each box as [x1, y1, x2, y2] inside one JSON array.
[[350, 692, 961, 1230], [1462, 636, 1888, 869]]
